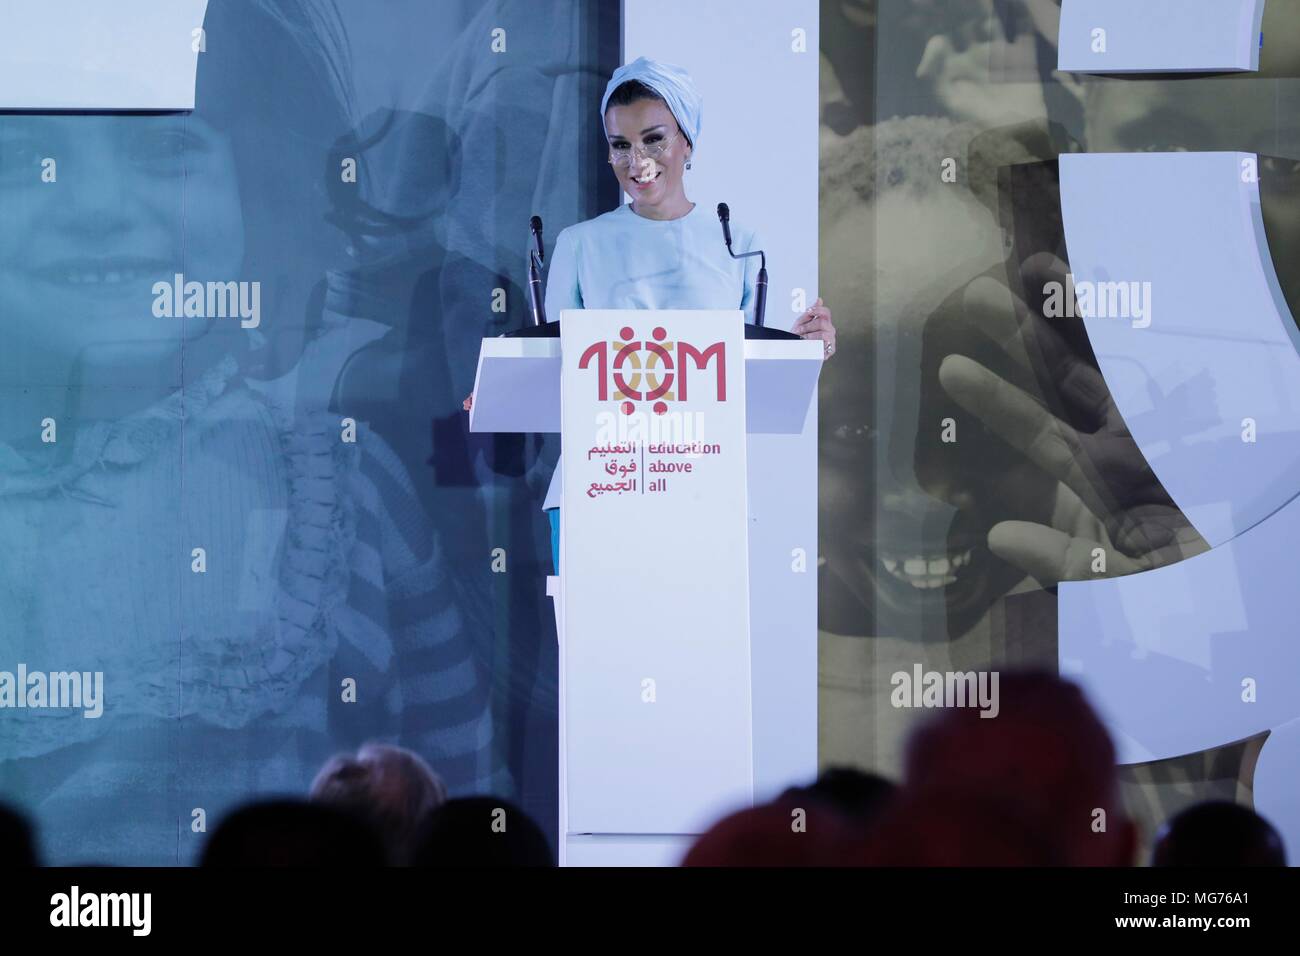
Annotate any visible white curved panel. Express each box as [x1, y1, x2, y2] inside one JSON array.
[[1060, 151, 1300, 548], [1058, 0, 1264, 74], [0, 0, 209, 110], [1060, 492, 1300, 764]]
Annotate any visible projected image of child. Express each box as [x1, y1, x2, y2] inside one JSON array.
[[0, 0, 499, 865]]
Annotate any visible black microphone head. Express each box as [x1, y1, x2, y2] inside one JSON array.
[[530, 215, 543, 233], [716, 202, 730, 222]]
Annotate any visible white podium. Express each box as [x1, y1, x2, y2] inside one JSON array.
[[471, 310, 821, 866]]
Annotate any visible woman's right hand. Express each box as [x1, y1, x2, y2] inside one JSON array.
[[462, 393, 474, 411]]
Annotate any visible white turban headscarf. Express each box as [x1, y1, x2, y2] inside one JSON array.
[[600, 56, 703, 160]]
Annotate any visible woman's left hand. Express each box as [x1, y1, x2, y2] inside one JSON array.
[[793, 297, 836, 358]]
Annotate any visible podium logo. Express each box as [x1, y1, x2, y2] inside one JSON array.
[[579, 325, 726, 415]]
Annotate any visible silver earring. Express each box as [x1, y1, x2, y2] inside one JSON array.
[[686, 159, 692, 170]]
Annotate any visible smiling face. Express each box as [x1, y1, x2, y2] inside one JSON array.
[[817, 169, 1048, 641], [604, 97, 692, 216], [0, 114, 244, 388]]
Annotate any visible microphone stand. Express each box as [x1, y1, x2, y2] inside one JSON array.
[[717, 202, 767, 328]]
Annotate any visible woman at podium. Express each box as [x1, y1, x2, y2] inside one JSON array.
[[467, 56, 836, 570]]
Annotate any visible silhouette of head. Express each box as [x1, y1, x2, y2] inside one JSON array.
[[310, 743, 447, 865], [886, 670, 1136, 866], [1153, 801, 1287, 867], [780, 767, 897, 830], [411, 797, 553, 867], [0, 803, 39, 867], [201, 799, 388, 867], [683, 796, 864, 867], [860, 790, 1062, 866]]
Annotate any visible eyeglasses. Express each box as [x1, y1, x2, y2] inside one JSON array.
[[608, 130, 683, 167]]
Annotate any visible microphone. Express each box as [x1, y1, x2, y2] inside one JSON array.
[[717, 202, 733, 250], [530, 215, 545, 266], [717, 202, 768, 328], [528, 215, 547, 327]]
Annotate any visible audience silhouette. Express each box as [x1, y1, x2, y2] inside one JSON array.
[[1, 699, 1288, 869]]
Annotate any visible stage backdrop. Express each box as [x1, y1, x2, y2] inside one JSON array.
[[815, 0, 1300, 863], [0, 0, 618, 865]]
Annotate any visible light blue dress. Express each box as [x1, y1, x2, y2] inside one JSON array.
[[541, 199, 763, 570]]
